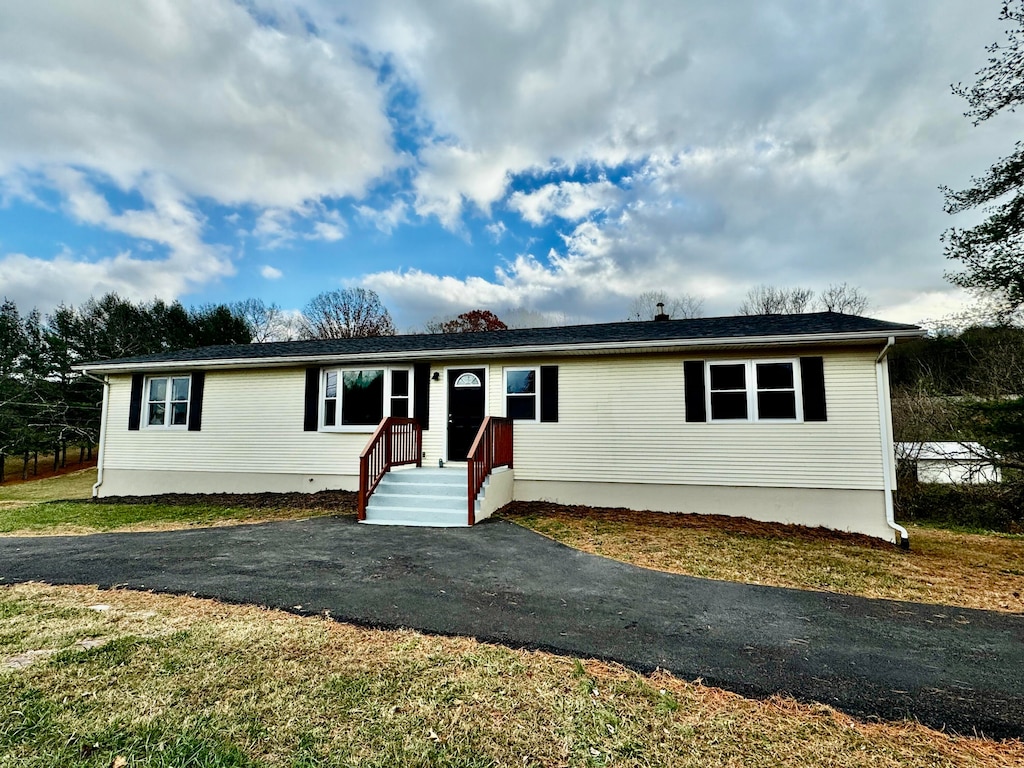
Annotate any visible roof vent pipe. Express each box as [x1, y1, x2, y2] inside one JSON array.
[[654, 302, 669, 321]]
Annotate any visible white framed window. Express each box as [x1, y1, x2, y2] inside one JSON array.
[[145, 375, 191, 428], [706, 359, 802, 422], [504, 367, 539, 421], [321, 367, 413, 431]]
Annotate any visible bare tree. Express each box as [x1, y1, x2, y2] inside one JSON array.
[[299, 288, 396, 340], [738, 285, 815, 315], [626, 291, 705, 321], [230, 298, 300, 342], [818, 283, 870, 315]]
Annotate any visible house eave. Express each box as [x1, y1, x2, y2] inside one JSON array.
[[73, 328, 924, 375]]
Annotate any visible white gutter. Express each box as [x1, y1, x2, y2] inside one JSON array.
[[875, 337, 909, 548], [74, 328, 925, 375], [81, 371, 110, 498]]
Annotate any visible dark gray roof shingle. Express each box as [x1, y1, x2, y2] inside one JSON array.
[[78, 312, 921, 369]]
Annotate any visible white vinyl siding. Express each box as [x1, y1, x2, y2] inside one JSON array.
[[101, 347, 886, 492], [104, 368, 370, 476], [492, 349, 885, 491]]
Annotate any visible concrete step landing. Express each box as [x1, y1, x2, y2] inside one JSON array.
[[362, 467, 471, 527]]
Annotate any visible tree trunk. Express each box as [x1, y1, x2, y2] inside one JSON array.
[[52, 448, 59, 472], [78, 445, 84, 464], [0, 452, 5, 484], [87, 442, 93, 460], [33, 451, 38, 476], [22, 451, 29, 481], [60, 440, 67, 468]]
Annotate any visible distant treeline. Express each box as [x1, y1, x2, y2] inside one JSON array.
[[889, 325, 1024, 398], [0, 293, 251, 482]]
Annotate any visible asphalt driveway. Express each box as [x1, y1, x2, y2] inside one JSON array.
[[1, 516, 1022, 738]]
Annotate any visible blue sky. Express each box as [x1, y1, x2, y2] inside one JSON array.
[[1, 0, 1021, 331]]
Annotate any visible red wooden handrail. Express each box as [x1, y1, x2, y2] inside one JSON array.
[[466, 416, 513, 525], [358, 417, 422, 520]]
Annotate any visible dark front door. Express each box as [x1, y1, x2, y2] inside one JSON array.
[[447, 368, 486, 461]]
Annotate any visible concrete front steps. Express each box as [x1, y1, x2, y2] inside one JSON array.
[[362, 467, 471, 527]]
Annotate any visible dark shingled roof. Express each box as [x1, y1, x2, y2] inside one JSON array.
[[78, 312, 922, 369]]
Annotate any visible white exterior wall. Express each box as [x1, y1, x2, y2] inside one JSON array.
[[481, 348, 885, 491], [96, 348, 894, 539], [99, 368, 366, 495], [917, 459, 1001, 485]]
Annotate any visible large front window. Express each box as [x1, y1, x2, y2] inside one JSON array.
[[146, 375, 190, 428], [321, 367, 411, 430], [707, 360, 801, 422]]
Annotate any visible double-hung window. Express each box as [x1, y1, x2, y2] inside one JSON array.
[[504, 367, 538, 421], [321, 367, 412, 430], [706, 360, 801, 422], [146, 375, 191, 428]]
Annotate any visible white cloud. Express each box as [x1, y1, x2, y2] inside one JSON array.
[[312, 221, 344, 242], [260, 265, 284, 280], [0, 0, 395, 311], [355, 199, 409, 235], [485, 221, 507, 242], [509, 180, 624, 225], [326, 0, 1023, 322], [0, 0, 396, 209], [13, 167, 236, 311], [252, 206, 345, 247], [411, 144, 529, 229], [0, 249, 227, 312]]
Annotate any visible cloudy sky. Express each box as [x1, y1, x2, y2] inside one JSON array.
[[0, 0, 1020, 329]]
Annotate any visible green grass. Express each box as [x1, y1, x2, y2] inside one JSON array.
[[0, 468, 343, 535], [1, 583, 1020, 767], [0, 499, 303, 535]]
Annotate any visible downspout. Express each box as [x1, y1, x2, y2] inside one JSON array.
[[875, 337, 909, 549], [81, 372, 110, 498]]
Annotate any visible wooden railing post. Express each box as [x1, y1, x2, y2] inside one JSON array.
[[466, 416, 513, 526], [358, 455, 367, 520]]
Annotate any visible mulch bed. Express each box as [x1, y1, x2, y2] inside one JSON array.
[[81, 489, 357, 511], [497, 500, 897, 550], [61, 490, 886, 549]]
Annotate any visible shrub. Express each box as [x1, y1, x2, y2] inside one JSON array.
[[894, 478, 1024, 533]]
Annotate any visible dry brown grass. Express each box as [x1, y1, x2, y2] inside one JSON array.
[[2, 582, 1021, 767], [498, 502, 1024, 614]]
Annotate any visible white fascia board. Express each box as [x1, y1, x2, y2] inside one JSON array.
[[73, 328, 924, 374]]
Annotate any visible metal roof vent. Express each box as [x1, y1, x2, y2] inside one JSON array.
[[654, 302, 670, 321]]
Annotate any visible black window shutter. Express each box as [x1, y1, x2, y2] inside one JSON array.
[[128, 373, 144, 430], [800, 357, 827, 421], [413, 363, 430, 430], [303, 368, 320, 431], [540, 365, 558, 422], [187, 372, 205, 431], [683, 360, 707, 422]]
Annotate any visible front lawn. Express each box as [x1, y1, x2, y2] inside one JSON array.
[[0, 469, 353, 535], [5, 471, 1023, 614], [2, 583, 1019, 767], [498, 502, 1024, 614]]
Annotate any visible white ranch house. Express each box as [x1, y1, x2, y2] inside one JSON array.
[[76, 312, 923, 546]]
